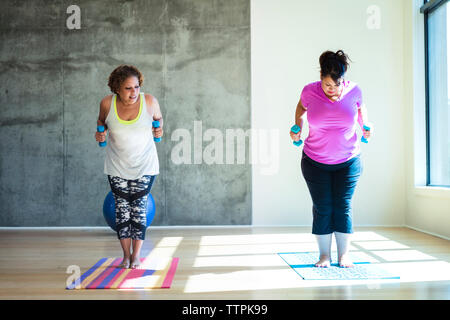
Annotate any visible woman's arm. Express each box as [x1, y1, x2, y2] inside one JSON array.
[[357, 104, 369, 129], [146, 94, 163, 139], [97, 98, 109, 125], [290, 98, 307, 141], [152, 97, 163, 125], [358, 104, 372, 140], [295, 99, 307, 128], [95, 96, 111, 143]]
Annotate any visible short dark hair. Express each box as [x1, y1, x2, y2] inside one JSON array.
[[108, 65, 144, 94], [319, 50, 351, 82]]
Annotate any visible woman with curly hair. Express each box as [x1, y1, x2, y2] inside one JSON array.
[[290, 50, 372, 268], [95, 65, 163, 269]]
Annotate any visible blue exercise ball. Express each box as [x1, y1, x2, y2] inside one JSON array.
[[102, 191, 156, 232]]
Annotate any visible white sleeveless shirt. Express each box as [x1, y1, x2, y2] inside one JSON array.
[[104, 93, 159, 179]]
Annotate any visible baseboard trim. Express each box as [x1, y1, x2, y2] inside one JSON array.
[[405, 225, 450, 241], [0, 224, 406, 230]]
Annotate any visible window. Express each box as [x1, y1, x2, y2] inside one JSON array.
[[421, 0, 450, 186]]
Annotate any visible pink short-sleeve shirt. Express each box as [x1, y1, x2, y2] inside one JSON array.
[[300, 80, 363, 165]]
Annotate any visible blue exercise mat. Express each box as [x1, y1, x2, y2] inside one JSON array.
[[278, 252, 400, 280]]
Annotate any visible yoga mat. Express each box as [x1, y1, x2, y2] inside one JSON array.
[[66, 256, 179, 289], [278, 252, 400, 280]]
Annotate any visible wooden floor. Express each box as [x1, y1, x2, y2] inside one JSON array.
[[0, 226, 449, 300]]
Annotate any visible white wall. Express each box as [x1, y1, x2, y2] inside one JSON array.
[[404, 0, 450, 240], [251, 0, 407, 227]]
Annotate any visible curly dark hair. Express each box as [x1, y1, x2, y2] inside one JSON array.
[[319, 50, 351, 82], [108, 65, 144, 94]]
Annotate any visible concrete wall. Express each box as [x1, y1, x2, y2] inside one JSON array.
[[251, 0, 407, 227], [0, 0, 251, 226]]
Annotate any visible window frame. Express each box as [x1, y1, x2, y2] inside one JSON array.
[[421, 0, 449, 187]]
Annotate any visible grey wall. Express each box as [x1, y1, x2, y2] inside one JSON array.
[[0, 0, 251, 226]]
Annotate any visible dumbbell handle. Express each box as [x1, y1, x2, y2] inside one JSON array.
[[361, 125, 371, 144], [153, 120, 162, 143], [97, 125, 107, 147], [291, 125, 303, 147]]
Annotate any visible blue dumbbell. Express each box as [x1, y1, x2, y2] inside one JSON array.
[[153, 120, 162, 143], [291, 125, 303, 147], [361, 125, 371, 144], [97, 125, 107, 147]]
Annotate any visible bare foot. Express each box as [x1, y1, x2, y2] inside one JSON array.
[[130, 256, 141, 269], [315, 255, 331, 268], [119, 257, 130, 269], [338, 254, 354, 268]]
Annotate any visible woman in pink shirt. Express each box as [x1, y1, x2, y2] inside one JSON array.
[[290, 50, 372, 268]]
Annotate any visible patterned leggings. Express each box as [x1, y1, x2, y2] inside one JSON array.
[[107, 175, 156, 240]]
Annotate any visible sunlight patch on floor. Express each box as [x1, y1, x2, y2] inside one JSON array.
[[370, 250, 437, 262], [193, 254, 286, 268], [182, 232, 450, 294], [141, 237, 181, 268], [353, 240, 410, 250], [197, 243, 318, 256], [199, 233, 316, 246]]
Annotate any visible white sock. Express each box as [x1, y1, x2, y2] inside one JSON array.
[[315, 234, 332, 258], [335, 231, 351, 258]]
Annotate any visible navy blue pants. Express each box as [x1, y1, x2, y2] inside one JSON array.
[[301, 152, 362, 235]]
